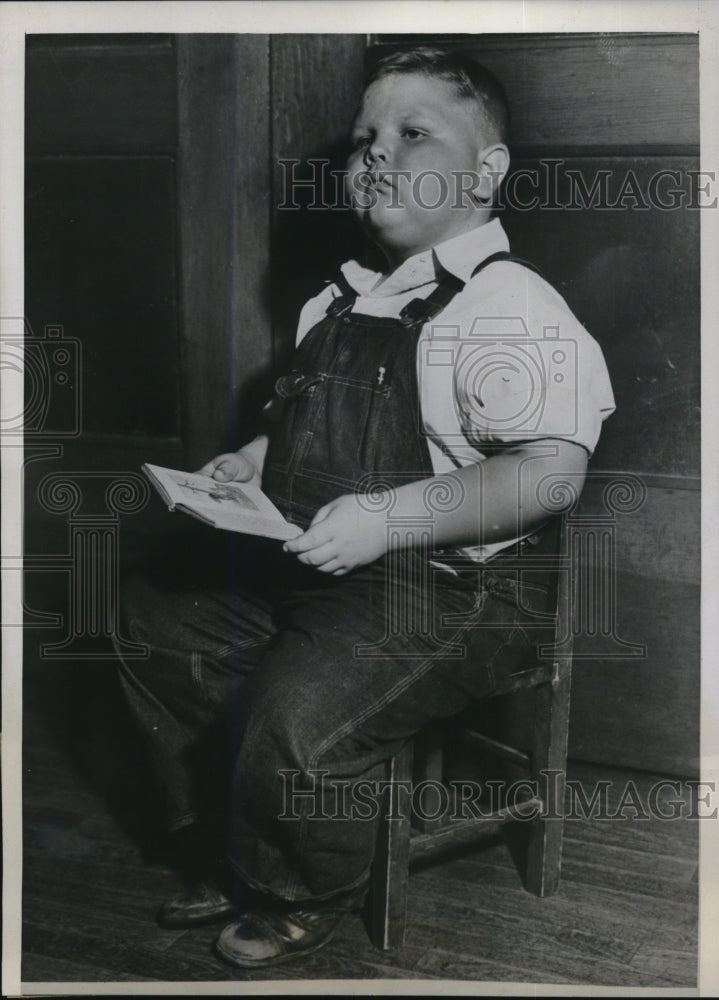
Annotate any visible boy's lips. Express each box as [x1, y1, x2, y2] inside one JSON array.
[[363, 171, 394, 190]]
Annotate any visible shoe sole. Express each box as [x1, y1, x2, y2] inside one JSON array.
[[214, 914, 346, 969], [157, 903, 235, 929]]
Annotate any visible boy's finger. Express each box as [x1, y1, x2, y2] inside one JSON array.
[[285, 523, 333, 553], [316, 558, 344, 574], [195, 454, 234, 478], [195, 461, 217, 477], [307, 503, 333, 528], [296, 543, 339, 568], [212, 462, 235, 481]]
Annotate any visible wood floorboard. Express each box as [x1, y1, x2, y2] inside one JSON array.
[[384, 892, 694, 987], [21, 953, 135, 983], [562, 813, 699, 855], [403, 891, 683, 984], [415, 863, 698, 939], [411, 880, 651, 954], [18, 670, 699, 986], [21, 922, 231, 983], [546, 855, 697, 904], [432, 836, 699, 900], [404, 904, 695, 987], [629, 945, 699, 984], [548, 835, 696, 881], [416, 835, 698, 895]]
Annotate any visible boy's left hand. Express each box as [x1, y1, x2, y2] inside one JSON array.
[[283, 493, 388, 575]]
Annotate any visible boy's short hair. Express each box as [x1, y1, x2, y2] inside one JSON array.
[[364, 46, 510, 146]]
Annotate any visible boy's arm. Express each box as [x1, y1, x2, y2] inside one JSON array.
[[284, 439, 587, 575], [196, 434, 269, 484]]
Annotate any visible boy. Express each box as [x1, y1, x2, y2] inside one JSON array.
[[118, 47, 614, 968]]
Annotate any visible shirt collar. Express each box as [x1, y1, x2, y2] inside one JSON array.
[[433, 218, 510, 284], [340, 218, 511, 298]]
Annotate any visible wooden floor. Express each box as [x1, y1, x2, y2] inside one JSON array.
[[17, 659, 698, 989]]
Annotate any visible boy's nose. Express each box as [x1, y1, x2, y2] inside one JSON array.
[[364, 135, 391, 167]]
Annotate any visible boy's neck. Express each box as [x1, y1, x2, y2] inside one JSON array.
[[378, 212, 494, 275]]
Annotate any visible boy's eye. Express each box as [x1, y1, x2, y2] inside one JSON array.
[[402, 128, 425, 141], [352, 135, 372, 150]]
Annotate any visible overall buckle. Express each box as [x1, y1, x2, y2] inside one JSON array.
[[326, 295, 354, 318], [398, 298, 443, 327]]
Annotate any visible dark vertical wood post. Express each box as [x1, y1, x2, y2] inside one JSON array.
[[176, 35, 272, 468]]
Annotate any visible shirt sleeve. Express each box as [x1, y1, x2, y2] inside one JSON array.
[[450, 266, 615, 456]]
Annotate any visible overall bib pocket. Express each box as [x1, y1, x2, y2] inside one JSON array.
[[265, 370, 324, 475], [292, 375, 392, 485]]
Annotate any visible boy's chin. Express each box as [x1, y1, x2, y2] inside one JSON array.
[[355, 209, 414, 250], [359, 225, 409, 263]]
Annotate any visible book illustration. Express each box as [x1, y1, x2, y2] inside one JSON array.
[[169, 472, 261, 512], [142, 463, 302, 541]]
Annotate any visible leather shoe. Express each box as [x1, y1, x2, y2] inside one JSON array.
[[157, 881, 235, 928], [215, 907, 346, 967]]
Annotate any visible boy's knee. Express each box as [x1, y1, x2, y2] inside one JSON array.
[[242, 691, 326, 777]]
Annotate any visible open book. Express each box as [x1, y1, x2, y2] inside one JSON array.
[[142, 464, 302, 541]]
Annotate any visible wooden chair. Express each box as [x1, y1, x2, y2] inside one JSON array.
[[367, 514, 574, 950]]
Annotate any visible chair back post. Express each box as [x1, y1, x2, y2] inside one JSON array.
[[526, 511, 574, 896]]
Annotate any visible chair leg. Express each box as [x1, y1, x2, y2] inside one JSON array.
[[367, 741, 413, 950], [526, 668, 571, 897]]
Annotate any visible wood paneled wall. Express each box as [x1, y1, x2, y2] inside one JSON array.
[[25, 33, 367, 469], [25, 35, 183, 455], [376, 33, 698, 154]]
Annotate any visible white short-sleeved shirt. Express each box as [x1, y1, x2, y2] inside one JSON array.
[[295, 219, 616, 561]]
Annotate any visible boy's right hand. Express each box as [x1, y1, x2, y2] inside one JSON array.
[[196, 452, 257, 483]]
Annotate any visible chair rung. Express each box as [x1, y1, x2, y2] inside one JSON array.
[[408, 795, 543, 861], [461, 730, 530, 769]]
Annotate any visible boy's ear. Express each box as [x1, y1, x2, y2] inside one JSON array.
[[475, 143, 510, 203]]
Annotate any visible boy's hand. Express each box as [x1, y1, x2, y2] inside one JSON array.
[[283, 493, 388, 575], [196, 452, 258, 483]]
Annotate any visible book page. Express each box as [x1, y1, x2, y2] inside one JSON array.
[[143, 464, 288, 523]]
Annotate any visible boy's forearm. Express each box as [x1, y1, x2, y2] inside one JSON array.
[[384, 439, 587, 549]]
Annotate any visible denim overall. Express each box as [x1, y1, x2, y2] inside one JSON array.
[[262, 251, 542, 529], [261, 269, 436, 528], [117, 253, 556, 907]]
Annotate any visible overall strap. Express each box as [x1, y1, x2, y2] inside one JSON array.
[[325, 269, 467, 325], [324, 271, 358, 318], [397, 272, 466, 327], [470, 250, 545, 280], [326, 251, 544, 326], [398, 251, 544, 328]]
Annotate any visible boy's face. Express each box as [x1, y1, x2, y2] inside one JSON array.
[[347, 72, 491, 264]]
